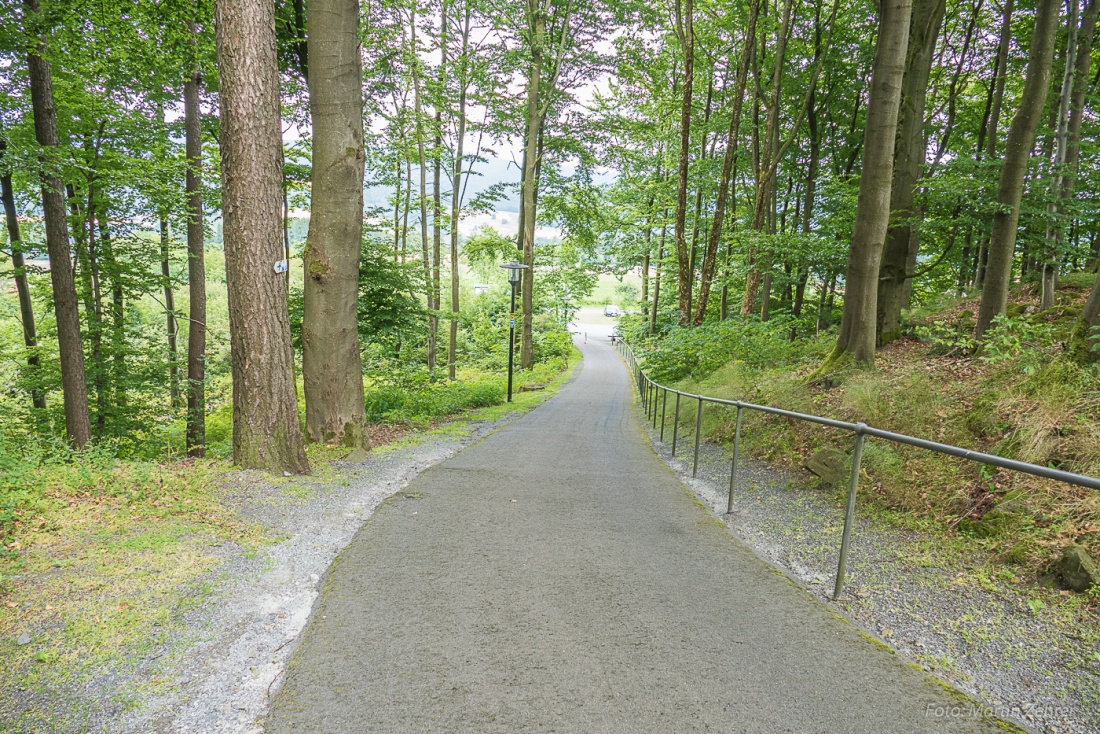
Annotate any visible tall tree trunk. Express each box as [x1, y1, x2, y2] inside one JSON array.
[[672, 0, 694, 325], [875, 0, 946, 345], [410, 13, 435, 373], [184, 59, 206, 458], [0, 140, 46, 411], [24, 0, 92, 446], [814, 0, 913, 375], [303, 0, 369, 448], [976, 0, 1060, 338], [520, 2, 545, 368], [160, 218, 180, 407], [449, 7, 472, 380], [974, 0, 1017, 290], [68, 182, 105, 431], [1064, 0, 1100, 362], [215, 0, 309, 472], [743, 0, 794, 316], [693, 0, 760, 326], [650, 210, 668, 336], [1042, 0, 1096, 310], [432, 6, 447, 371]]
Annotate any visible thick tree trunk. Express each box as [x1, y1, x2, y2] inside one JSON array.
[[875, 0, 946, 345], [672, 0, 694, 326], [24, 0, 92, 447], [693, 0, 759, 326], [814, 0, 913, 375], [976, 0, 1060, 338], [0, 140, 46, 411], [215, 0, 309, 472], [184, 64, 206, 458], [302, 0, 369, 448]]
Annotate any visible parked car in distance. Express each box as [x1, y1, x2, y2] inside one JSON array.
[[603, 305, 621, 317]]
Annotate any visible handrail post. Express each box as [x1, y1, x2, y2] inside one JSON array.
[[672, 392, 681, 455], [727, 404, 743, 514], [652, 387, 659, 429], [660, 389, 668, 441], [833, 425, 867, 600], [692, 397, 703, 478]]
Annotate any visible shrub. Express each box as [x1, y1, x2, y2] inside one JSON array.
[[631, 315, 800, 383]]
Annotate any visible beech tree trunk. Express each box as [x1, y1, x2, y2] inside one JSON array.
[[693, 0, 760, 326], [184, 61, 206, 458], [1064, 0, 1100, 362], [432, 7, 447, 370], [0, 140, 46, 411], [24, 0, 92, 447], [410, 12, 435, 373], [976, 0, 1060, 338], [160, 218, 180, 407], [875, 0, 946, 345], [742, 0, 794, 317], [672, 0, 694, 326], [302, 0, 369, 449], [215, 0, 309, 472], [519, 3, 544, 368], [449, 7, 472, 381], [1042, 0, 1097, 311], [815, 0, 913, 374]]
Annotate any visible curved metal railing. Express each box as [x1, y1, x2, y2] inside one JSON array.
[[614, 340, 1100, 600]]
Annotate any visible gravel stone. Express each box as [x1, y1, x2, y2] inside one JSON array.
[[641, 392, 1100, 734]]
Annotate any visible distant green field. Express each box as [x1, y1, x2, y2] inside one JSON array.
[[581, 273, 644, 307]]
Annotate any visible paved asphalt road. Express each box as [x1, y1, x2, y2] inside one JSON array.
[[266, 336, 1009, 733]]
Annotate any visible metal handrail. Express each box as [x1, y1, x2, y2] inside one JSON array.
[[615, 340, 1100, 600]]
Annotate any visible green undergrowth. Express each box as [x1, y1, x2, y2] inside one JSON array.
[[637, 278, 1100, 599], [0, 442, 258, 729], [0, 347, 578, 730]]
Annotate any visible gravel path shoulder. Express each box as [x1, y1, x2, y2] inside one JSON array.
[[113, 404, 557, 734], [640, 395, 1100, 734]]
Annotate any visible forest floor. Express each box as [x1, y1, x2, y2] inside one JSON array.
[[0, 360, 577, 734]]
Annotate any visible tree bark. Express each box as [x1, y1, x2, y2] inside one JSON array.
[[693, 0, 760, 326], [650, 209, 668, 336], [184, 60, 206, 458], [814, 0, 913, 374], [432, 6, 447, 371], [976, 0, 1060, 338], [672, 0, 694, 325], [160, 218, 180, 407], [302, 0, 369, 448], [1043, 0, 1097, 311], [743, 0, 794, 317], [520, 2, 545, 368], [448, 9, 473, 380], [875, 0, 946, 345], [24, 0, 92, 447], [215, 0, 309, 472], [410, 12, 435, 373], [0, 140, 46, 411]]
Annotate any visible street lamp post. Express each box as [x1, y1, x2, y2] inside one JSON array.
[[500, 261, 529, 402]]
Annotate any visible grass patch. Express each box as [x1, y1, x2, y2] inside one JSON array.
[[638, 277, 1100, 593], [0, 448, 264, 728]]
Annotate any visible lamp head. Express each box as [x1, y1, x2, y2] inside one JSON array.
[[500, 261, 528, 284]]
